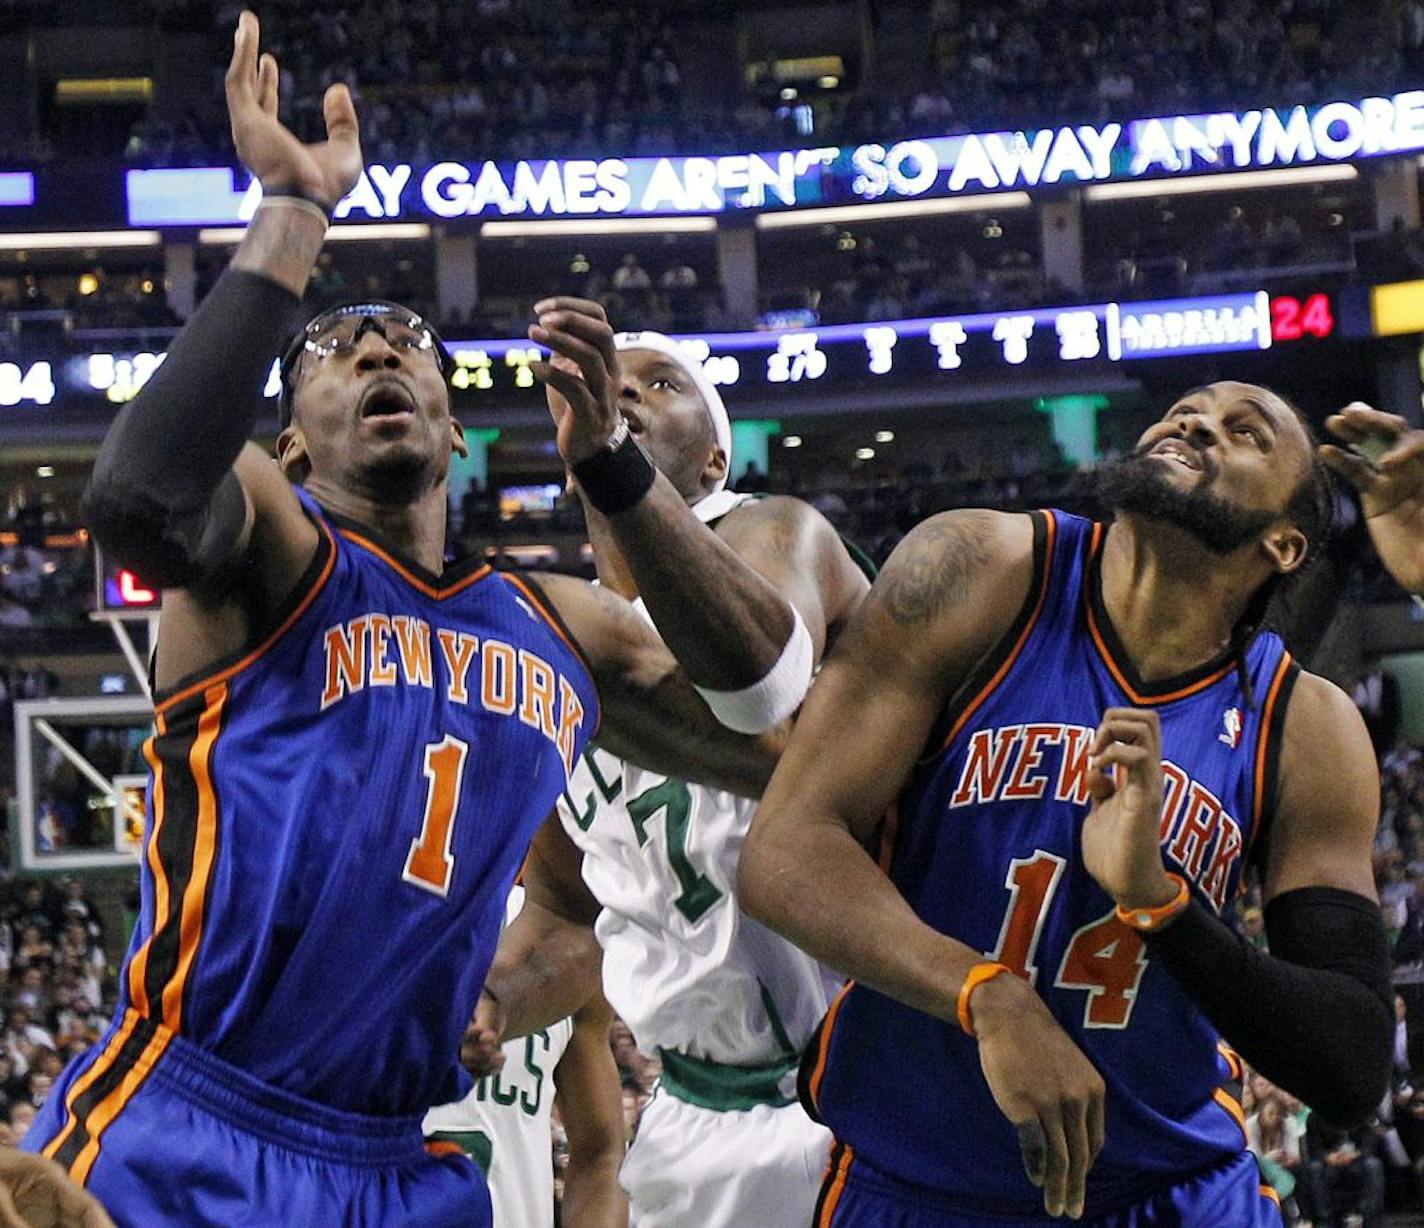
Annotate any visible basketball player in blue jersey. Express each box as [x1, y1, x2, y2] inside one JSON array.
[[741, 380, 1394, 1226], [20, 15, 788, 1228]]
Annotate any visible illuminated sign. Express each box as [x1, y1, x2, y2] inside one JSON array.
[[1371, 280, 1424, 337], [127, 91, 1424, 225], [0, 173, 34, 208], [95, 549, 158, 610], [0, 291, 1339, 411], [0, 362, 55, 406]]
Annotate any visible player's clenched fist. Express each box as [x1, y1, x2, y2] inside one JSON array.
[[969, 974, 1105, 1220], [224, 10, 363, 209]]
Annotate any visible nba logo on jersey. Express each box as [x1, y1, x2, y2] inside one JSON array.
[[1218, 707, 1243, 749]]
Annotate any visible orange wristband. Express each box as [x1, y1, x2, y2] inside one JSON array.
[[957, 961, 1014, 1038], [1115, 874, 1190, 932]]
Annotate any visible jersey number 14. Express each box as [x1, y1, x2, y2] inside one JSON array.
[[990, 851, 1149, 1029]]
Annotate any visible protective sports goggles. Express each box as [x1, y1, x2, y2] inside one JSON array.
[[278, 301, 454, 426]]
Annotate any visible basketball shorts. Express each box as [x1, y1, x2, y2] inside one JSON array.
[[22, 1012, 489, 1228], [813, 1147, 1283, 1227], [622, 1079, 831, 1228]]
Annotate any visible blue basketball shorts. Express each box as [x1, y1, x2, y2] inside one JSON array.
[[814, 1146, 1283, 1227], [22, 1010, 490, 1228]]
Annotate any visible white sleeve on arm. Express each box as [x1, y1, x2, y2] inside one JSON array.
[[692, 605, 814, 734]]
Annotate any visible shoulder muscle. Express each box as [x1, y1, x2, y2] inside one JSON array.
[[713, 495, 870, 646]]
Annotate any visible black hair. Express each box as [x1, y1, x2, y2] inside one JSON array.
[[1230, 394, 1332, 709]]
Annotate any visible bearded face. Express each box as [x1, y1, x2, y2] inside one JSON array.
[[1095, 444, 1275, 555]]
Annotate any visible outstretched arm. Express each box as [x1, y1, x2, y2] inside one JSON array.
[[740, 510, 1108, 1220], [533, 572, 786, 798], [529, 298, 868, 727], [82, 12, 364, 689], [85, 12, 359, 597]]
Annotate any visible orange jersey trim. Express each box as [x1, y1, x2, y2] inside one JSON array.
[[816, 1143, 855, 1227], [807, 982, 855, 1113], [126, 722, 169, 1016], [1213, 1086, 1247, 1138], [338, 528, 491, 601], [425, 1139, 467, 1160], [1217, 1040, 1244, 1083], [500, 573, 595, 678], [1083, 524, 1238, 705], [41, 1011, 142, 1163], [1259, 1183, 1282, 1208], [941, 510, 1058, 752], [160, 684, 227, 1033], [1249, 652, 1294, 851], [155, 519, 338, 716], [68, 1021, 173, 1185], [499, 573, 602, 739]]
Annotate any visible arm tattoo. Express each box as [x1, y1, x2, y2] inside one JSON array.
[[880, 512, 994, 624]]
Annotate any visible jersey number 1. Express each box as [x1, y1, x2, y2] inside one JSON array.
[[990, 850, 1148, 1029], [403, 735, 471, 897]]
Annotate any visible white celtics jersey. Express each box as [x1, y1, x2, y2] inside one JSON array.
[[424, 888, 574, 1228], [557, 491, 837, 1071]]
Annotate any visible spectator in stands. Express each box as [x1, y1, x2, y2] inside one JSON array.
[[5, 1100, 36, 1146], [612, 254, 653, 292], [1247, 1092, 1304, 1219], [1302, 1112, 1386, 1227]]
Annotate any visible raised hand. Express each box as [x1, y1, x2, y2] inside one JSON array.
[[1322, 402, 1424, 596], [1080, 708, 1176, 912], [0, 1148, 115, 1228], [971, 974, 1106, 1220], [528, 298, 624, 467], [224, 10, 363, 209]]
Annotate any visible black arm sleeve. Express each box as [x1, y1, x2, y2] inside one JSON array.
[[1143, 886, 1392, 1127], [81, 269, 303, 588]]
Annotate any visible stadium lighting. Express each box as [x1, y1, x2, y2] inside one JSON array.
[[1084, 165, 1357, 201], [755, 192, 1033, 229], [480, 217, 718, 238], [0, 230, 161, 251], [782, 435, 803, 448], [198, 223, 432, 244]]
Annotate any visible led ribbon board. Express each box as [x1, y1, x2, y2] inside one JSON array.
[[127, 91, 1424, 225], [0, 291, 1334, 412]]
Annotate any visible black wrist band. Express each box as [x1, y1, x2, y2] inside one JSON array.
[[572, 432, 656, 514], [262, 185, 334, 216]]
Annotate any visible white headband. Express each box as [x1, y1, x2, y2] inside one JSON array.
[[613, 330, 732, 493]]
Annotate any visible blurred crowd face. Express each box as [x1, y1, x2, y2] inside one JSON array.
[[7, 1101, 35, 1142]]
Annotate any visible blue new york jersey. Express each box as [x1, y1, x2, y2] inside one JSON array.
[[807, 510, 1298, 1220], [48, 489, 598, 1159]]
